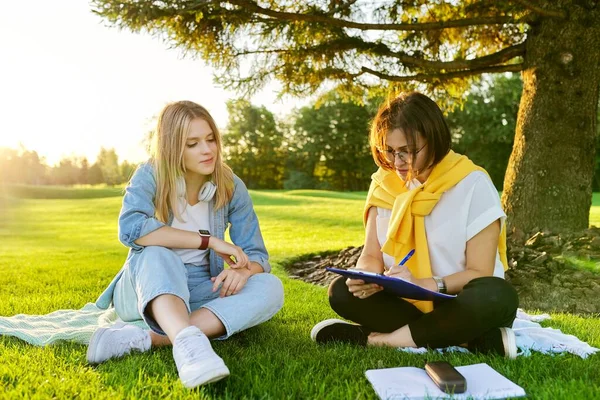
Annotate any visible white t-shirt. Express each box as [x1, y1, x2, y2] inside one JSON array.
[[376, 171, 506, 278], [170, 201, 211, 265]]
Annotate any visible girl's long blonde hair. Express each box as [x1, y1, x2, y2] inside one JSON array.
[[150, 101, 234, 223]]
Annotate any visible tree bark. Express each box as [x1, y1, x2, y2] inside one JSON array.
[[502, 0, 600, 232]]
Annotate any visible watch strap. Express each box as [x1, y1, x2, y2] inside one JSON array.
[[197, 231, 210, 250], [432, 276, 447, 294]]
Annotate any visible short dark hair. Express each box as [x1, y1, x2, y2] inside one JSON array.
[[369, 92, 451, 172]]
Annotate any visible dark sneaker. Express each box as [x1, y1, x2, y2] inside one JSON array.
[[310, 319, 370, 346], [468, 327, 517, 359]]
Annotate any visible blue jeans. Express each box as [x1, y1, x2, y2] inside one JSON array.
[[113, 246, 284, 338]]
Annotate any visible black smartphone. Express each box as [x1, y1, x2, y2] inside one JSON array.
[[425, 361, 467, 394]]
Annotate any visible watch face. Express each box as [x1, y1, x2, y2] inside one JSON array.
[[198, 229, 210, 236]]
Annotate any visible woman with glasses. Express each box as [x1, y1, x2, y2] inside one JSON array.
[[87, 101, 284, 388], [311, 92, 519, 358]]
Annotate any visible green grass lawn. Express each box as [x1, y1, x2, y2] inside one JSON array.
[[0, 187, 599, 398]]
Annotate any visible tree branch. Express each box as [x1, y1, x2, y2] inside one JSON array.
[[380, 42, 526, 70], [235, 40, 526, 71], [361, 64, 524, 82], [220, 0, 527, 31], [512, 0, 567, 19]]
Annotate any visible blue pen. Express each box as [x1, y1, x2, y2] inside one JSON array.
[[398, 249, 415, 266], [383, 249, 415, 275]]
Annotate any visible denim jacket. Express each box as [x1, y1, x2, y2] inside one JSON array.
[[95, 161, 270, 309]]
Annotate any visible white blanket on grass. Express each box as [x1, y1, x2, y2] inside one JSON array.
[[0, 303, 145, 346], [0, 306, 598, 358], [399, 309, 599, 358]]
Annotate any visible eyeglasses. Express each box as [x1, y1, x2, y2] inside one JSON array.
[[381, 144, 427, 163]]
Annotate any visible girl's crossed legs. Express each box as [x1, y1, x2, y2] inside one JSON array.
[[87, 246, 283, 388]]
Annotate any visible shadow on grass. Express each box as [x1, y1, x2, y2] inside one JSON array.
[[279, 249, 343, 272], [284, 190, 367, 201], [249, 190, 366, 206], [248, 191, 305, 206], [5, 184, 124, 199]]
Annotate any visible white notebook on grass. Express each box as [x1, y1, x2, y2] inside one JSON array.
[[365, 363, 525, 400]]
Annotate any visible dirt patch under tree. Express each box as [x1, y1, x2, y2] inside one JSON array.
[[283, 228, 600, 315]]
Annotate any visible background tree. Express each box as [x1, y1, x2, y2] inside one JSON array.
[[0, 148, 20, 184], [96, 147, 121, 186], [79, 158, 90, 185], [93, 0, 600, 233], [120, 160, 136, 184], [447, 74, 522, 190], [51, 157, 80, 185], [292, 92, 374, 191], [88, 163, 105, 185], [223, 99, 286, 189], [0, 146, 139, 186], [0, 147, 47, 185]]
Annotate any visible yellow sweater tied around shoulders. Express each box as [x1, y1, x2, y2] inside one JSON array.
[[364, 150, 508, 313]]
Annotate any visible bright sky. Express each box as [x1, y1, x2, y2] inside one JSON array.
[[0, 0, 303, 166]]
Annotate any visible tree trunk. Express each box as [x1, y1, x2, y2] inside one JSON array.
[[502, 1, 600, 232]]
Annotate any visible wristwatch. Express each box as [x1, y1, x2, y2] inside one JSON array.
[[432, 276, 447, 294], [197, 229, 211, 250]]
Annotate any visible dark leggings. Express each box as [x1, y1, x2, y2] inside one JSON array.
[[328, 276, 519, 348]]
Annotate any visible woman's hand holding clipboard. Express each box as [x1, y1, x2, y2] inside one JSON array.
[[326, 250, 456, 301]]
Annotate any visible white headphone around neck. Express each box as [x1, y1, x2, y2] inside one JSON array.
[[176, 177, 217, 202]]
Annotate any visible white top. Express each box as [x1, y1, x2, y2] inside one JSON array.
[[376, 171, 506, 278], [170, 200, 211, 265]]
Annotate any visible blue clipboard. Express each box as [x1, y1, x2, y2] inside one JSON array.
[[326, 267, 456, 301]]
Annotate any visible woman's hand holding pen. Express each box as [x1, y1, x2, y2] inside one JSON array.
[[384, 264, 416, 284], [208, 237, 249, 269], [385, 264, 431, 290], [383, 249, 421, 286]]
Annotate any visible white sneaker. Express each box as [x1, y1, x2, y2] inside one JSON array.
[[172, 326, 230, 388], [87, 321, 152, 364]]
